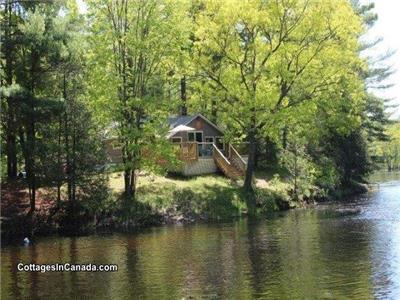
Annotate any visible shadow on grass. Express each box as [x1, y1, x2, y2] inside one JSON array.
[[114, 193, 164, 228], [167, 184, 244, 220]]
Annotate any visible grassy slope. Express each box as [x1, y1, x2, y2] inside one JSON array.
[[109, 172, 248, 219], [108, 170, 292, 221]]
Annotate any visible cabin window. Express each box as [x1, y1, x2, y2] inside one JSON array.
[[171, 137, 182, 143], [111, 143, 122, 150], [205, 137, 214, 143], [188, 132, 194, 141], [188, 131, 203, 142], [215, 137, 224, 150]]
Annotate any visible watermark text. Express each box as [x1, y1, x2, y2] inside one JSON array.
[[17, 263, 118, 273]]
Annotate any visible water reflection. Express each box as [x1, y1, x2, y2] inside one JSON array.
[[1, 176, 400, 299], [368, 183, 400, 299]]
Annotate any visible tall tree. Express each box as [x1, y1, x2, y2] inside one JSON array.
[[1, 0, 22, 179], [314, 1, 395, 189], [193, 0, 365, 198], [1, 2, 66, 214], [87, 0, 189, 201]]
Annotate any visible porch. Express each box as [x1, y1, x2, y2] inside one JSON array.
[[174, 142, 248, 178]]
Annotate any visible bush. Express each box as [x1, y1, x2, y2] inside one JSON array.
[[172, 188, 200, 215]]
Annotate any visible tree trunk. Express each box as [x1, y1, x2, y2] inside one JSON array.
[[243, 128, 257, 216], [254, 140, 259, 168], [180, 76, 187, 116], [211, 98, 217, 123], [65, 116, 71, 202], [27, 46, 39, 214], [18, 123, 35, 222], [27, 120, 36, 214], [129, 169, 136, 200], [6, 129, 17, 179], [124, 169, 132, 197], [293, 146, 298, 200], [244, 129, 256, 191], [5, 97, 17, 179], [71, 120, 76, 203], [282, 126, 288, 149], [27, 91, 36, 214], [4, 1, 18, 180], [57, 115, 62, 204], [123, 140, 134, 199], [63, 74, 73, 204]]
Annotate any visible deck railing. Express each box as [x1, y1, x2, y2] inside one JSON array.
[[212, 144, 233, 176], [229, 143, 249, 156], [179, 142, 198, 161], [212, 144, 243, 179], [177, 141, 247, 165], [176, 142, 246, 178], [197, 142, 214, 157], [178, 142, 221, 161], [228, 144, 247, 174]]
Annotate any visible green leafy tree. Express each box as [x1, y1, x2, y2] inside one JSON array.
[[1, 0, 21, 179], [5, 2, 67, 214], [87, 0, 189, 201], [1, 1, 109, 227], [372, 122, 400, 171], [280, 130, 316, 201], [193, 0, 365, 201]]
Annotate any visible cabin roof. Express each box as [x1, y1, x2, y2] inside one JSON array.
[[167, 115, 195, 128], [167, 114, 224, 134], [103, 113, 224, 141]]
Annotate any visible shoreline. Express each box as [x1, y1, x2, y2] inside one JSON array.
[[1, 181, 369, 246], [2, 170, 387, 246]]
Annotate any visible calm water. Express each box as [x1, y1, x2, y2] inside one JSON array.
[[1, 173, 400, 299]]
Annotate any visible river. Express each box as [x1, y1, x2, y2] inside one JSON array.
[[1, 172, 399, 299]]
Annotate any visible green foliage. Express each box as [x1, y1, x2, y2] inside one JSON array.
[[371, 122, 400, 171], [255, 188, 281, 213], [281, 147, 315, 201], [136, 175, 245, 220], [325, 129, 372, 186], [86, 0, 192, 199], [0, 1, 110, 223], [0, 0, 393, 231], [275, 128, 318, 201], [313, 156, 340, 195], [191, 0, 366, 193]]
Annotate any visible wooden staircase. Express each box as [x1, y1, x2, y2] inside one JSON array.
[[212, 144, 247, 179]]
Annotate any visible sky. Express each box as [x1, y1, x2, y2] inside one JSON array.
[[77, 0, 87, 14], [361, 0, 400, 119], [76, 0, 399, 119]]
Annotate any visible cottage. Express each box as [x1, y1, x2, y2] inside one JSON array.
[[104, 113, 247, 178]]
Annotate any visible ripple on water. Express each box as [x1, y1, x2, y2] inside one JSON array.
[[1, 177, 400, 299]]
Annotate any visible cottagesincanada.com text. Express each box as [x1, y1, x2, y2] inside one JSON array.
[[17, 263, 118, 273]]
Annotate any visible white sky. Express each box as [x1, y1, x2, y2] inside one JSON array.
[[77, 0, 87, 14], [76, 0, 399, 119], [361, 0, 400, 119]]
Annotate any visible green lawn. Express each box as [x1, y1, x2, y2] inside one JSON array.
[[108, 172, 247, 219], [108, 170, 292, 220]]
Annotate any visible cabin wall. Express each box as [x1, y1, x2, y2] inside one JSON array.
[[104, 139, 123, 164], [104, 116, 225, 169], [182, 158, 218, 176]]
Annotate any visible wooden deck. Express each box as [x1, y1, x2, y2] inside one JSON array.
[[179, 142, 198, 161], [212, 144, 246, 179], [177, 142, 247, 179]]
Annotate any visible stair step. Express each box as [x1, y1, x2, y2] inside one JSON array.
[[212, 144, 246, 179]]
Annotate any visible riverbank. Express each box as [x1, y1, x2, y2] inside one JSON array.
[[3, 177, 399, 299], [1, 172, 294, 241], [1, 170, 367, 243]]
